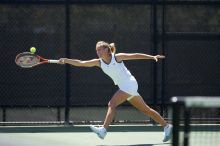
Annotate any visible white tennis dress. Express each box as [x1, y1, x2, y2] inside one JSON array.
[[100, 54, 140, 96]]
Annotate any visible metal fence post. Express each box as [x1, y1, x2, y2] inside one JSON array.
[[64, 0, 70, 125], [152, 0, 158, 105], [150, 0, 158, 125], [160, 0, 166, 118]]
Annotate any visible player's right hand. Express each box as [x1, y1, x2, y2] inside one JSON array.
[[58, 58, 67, 64]]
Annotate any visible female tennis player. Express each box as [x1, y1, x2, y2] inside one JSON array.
[[58, 41, 172, 142]]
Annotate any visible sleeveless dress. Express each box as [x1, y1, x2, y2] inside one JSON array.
[[100, 54, 140, 96]]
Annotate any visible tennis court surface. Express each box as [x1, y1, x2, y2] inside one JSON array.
[[0, 125, 171, 146]]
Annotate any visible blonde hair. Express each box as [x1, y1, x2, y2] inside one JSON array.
[[96, 41, 116, 54]]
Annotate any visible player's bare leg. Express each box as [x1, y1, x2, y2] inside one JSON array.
[[128, 96, 172, 142], [90, 90, 130, 139], [128, 96, 167, 126], [103, 90, 130, 129]]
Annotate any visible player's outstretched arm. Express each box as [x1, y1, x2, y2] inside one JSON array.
[[116, 53, 165, 62], [58, 58, 100, 67]]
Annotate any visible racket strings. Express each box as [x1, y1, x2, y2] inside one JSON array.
[[16, 54, 39, 68]]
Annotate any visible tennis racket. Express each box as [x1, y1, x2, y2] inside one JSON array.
[[15, 52, 59, 68]]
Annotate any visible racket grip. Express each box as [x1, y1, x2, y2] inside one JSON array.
[[48, 60, 59, 64]]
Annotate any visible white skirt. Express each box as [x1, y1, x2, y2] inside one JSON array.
[[118, 76, 140, 96]]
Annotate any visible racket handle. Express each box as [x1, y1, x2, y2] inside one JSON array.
[[48, 60, 59, 64]]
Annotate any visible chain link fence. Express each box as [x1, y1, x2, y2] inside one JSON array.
[[0, 0, 220, 125], [163, 5, 220, 100]]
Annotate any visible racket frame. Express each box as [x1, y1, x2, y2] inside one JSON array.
[[15, 52, 59, 68]]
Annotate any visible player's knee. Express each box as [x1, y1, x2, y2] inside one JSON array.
[[108, 101, 117, 109]]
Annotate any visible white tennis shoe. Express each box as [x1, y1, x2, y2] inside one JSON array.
[[163, 124, 173, 142], [89, 125, 107, 139]]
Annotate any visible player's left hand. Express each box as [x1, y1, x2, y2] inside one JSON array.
[[154, 55, 165, 62]]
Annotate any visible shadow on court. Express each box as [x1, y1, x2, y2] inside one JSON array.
[[98, 143, 171, 146]]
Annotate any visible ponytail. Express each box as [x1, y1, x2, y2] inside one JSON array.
[[109, 43, 116, 54]]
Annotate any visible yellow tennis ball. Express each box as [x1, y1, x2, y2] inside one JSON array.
[[30, 47, 36, 53]]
